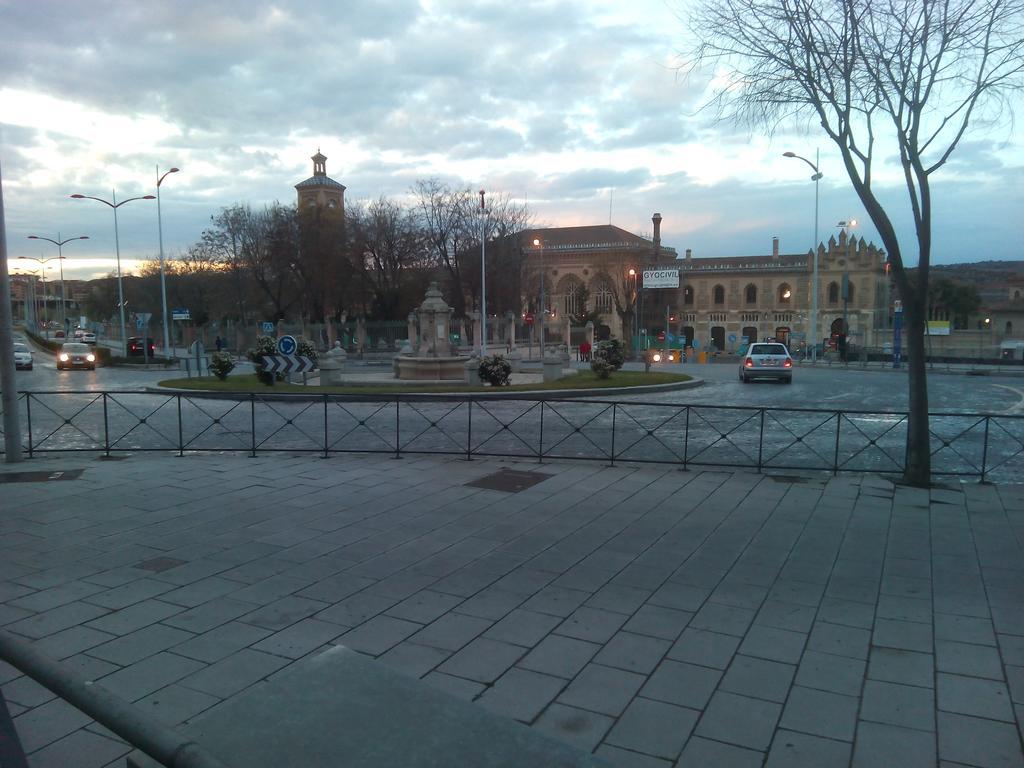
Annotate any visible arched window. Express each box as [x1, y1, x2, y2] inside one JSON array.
[[778, 283, 792, 304], [1015, 290, 1021, 300], [592, 278, 613, 312], [828, 282, 839, 305], [745, 284, 757, 305], [558, 276, 584, 317], [713, 285, 725, 305], [683, 286, 694, 305]]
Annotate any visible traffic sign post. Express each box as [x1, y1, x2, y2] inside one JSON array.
[[261, 355, 316, 374], [277, 335, 297, 355]]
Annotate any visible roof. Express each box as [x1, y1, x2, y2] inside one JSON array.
[[295, 176, 346, 190], [520, 225, 676, 256]]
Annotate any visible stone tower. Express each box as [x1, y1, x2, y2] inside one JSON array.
[[294, 150, 346, 213]]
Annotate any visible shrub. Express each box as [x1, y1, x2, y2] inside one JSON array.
[[247, 335, 280, 385], [297, 338, 319, 366], [590, 356, 615, 379], [478, 354, 512, 386], [209, 352, 236, 381], [594, 339, 625, 370]]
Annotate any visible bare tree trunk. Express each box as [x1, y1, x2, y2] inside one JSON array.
[[903, 301, 930, 486]]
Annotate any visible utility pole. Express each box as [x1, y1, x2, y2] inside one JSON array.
[[0, 159, 23, 462]]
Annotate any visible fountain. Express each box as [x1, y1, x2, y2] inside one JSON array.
[[393, 282, 469, 380]]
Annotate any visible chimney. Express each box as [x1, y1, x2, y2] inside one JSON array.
[[772, 236, 780, 260], [652, 213, 662, 259], [685, 248, 692, 261]]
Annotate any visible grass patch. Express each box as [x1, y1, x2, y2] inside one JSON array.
[[158, 370, 692, 395]]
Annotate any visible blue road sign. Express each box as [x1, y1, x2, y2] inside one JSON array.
[[261, 321, 275, 333], [728, 334, 737, 343], [691, 339, 701, 349], [277, 335, 297, 355]]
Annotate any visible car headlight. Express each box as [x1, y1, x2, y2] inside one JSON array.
[[59, 353, 69, 362], [652, 352, 662, 362], [87, 354, 95, 362]]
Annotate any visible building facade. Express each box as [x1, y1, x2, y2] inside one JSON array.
[[294, 150, 345, 212], [520, 219, 887, 352]]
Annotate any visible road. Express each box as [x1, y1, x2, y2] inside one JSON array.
[[5, 349, 1023, 481]]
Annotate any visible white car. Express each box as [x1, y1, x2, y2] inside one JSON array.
[[740, 342, 793, 384], [81, 331, 97, 344], [14, 342, 33, 370]]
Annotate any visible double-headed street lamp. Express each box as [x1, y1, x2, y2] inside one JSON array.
[[156, 166, 180, 355], [783, 149, 823, 362], [25, 234, 89, 331], [628, 268, 639, 360], [71, 190, 155, 356]]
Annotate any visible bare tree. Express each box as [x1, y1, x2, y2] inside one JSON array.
[[351, 196, 427, 319], [413, 179, 475, 318], [684, 0, 1024, 485]]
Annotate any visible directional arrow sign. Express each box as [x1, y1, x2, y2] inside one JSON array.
[[261, 355, 316, 374]]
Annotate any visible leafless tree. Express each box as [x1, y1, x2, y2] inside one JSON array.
[[413, 179, 475, 318], [350, 196, 428, 319], [684, 0, 1024, 485]]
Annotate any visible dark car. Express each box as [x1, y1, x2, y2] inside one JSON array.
[[127, 337, 156, 357], [57, 342, 96, 371]]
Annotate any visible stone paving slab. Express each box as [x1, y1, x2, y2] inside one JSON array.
[[0, 452, 1022, 767]]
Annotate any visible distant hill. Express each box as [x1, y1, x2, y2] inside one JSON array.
[[931, 261, 1024, 284]]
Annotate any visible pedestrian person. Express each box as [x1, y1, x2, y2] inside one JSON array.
[[579, 340, 592, 362], [215, 336, 223, 352]]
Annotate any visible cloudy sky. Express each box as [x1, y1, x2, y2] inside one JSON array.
[[2, 0, 1022, 281]]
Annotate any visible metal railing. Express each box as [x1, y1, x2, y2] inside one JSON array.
[[1, 390, 1022, 482]]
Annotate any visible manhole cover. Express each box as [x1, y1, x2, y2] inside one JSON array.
[[466, 469, 553, 493], [0, 469, 84, 483], [135, 557, 188, 573]]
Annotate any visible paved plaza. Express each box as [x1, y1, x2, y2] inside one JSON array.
[[1, 451, 1023, 767]]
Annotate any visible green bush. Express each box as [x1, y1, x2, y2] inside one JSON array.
[[478, 354, 512, 386], [594, 339, 625, 370], [590, 356, 615, 379], [247, 335, 280, 385], [209, 352, 236, 381], [297, 338, 319, 366]]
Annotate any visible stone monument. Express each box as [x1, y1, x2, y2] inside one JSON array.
[[394, 282, 469, 380]]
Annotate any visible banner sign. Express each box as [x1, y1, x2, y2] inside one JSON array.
[[642, 269, 679, 288], [925, 320, 951, 336]]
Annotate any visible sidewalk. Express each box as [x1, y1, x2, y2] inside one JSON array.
[[1, 454, 1022, 767]]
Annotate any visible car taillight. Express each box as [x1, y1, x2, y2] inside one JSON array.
[[744, 359, 754, 368], [783, 358, 793, 368]]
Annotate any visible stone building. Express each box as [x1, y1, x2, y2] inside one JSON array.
[[520, 217, 887, 352], [294, 150, 345, 212]]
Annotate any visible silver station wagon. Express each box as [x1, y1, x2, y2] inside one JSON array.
[[740, 342, 793, 384]]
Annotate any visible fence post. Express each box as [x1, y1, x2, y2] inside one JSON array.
[[25, 395, 33, 459], [103, 393, 110, 458], [466, 399, 473, 461], [833, 411, 842, 475], [609, 403, 617, 467], [683, 405, 690, 470], [250, 394, 256, 458], [757, 408, 765, 473], [322, 394, 329, 459], [394, 396, 401, 459], [980, 415, 990, 483], [538, 401, 545, 464], [177, 395, 184, 457]]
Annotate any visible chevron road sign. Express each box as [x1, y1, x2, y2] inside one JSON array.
[[261, 355, 316, 374]]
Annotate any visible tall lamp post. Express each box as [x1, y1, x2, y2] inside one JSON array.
[[156, 166, 180, 356], [26, 234, 89, 332], [532, 238, 545, 359], [17, 259, 61, 329], [783, 150, 823, 362], [70, 190, 155, 356], [628, 268, 638, 360], [479, 190, 488, 356]]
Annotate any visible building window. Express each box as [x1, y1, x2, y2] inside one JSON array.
[[1014, 289, 1021, 300], [828, 282, 839, 305], [1007, 321, 1013, 335], [713, 285, 725, 305], [683, 286, 694, 305], [846, 282, 855, 305], [593, 279, 612, 312], [778, 283, 792, 304], [745, 284, 757, 305], [562, 280, 584, 317]]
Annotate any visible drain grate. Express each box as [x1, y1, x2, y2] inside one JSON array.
[[0, 469, 84, 483], [466, 469, 553, 493], [134, 557, 188, 573]]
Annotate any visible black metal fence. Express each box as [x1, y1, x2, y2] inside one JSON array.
[[2, 391, 1022, 482]]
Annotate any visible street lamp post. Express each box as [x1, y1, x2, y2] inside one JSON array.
[[26, 234, 89, 332], [628, 268, 638, 360], [18, 259, 57, 330], [156, 166, 180, 356], [479, 190, 487, 357], [533, 238, 545, 359], [71, 190, 155, 356], [784, 150, 823, 363]]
